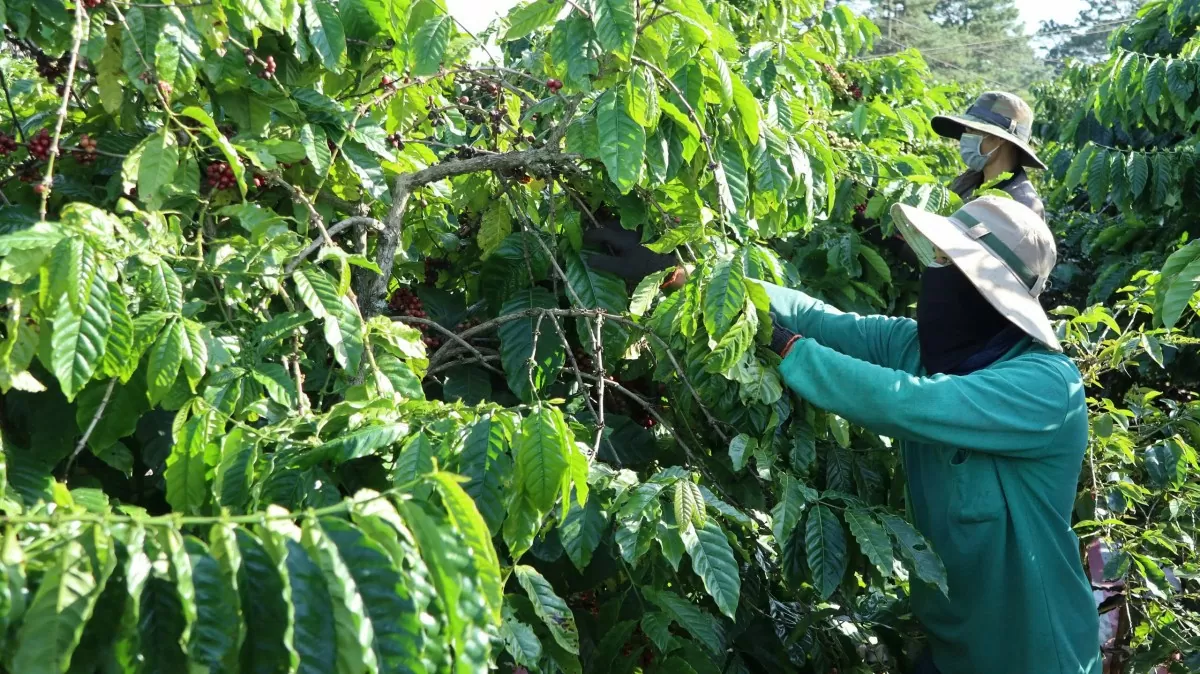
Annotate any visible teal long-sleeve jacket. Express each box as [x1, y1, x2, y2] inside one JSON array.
[[759, 281, 1101, 674]]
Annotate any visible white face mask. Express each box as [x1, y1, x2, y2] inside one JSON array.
[[959, 133, 996, 172]]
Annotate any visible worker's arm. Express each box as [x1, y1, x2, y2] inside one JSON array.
[[777, 338, 1075, 456], [758, 280, 920, 373]]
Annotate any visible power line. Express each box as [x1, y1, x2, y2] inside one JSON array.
[[875, 35, 1018, 91]]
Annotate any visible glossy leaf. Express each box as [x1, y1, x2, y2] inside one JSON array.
[[805, 505, 846, 600], [597, 87, 646, 194], [592, 0, 635, 58], [514, 564, 578, 654], [412, 15, 452, 76], [51, 275, 111, 400], [845, 507, 894, 577], [880, 513, 949, 596], [681, 521, 741, 619]]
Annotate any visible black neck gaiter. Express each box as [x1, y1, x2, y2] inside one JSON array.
[[917, 265, 1024, 375]]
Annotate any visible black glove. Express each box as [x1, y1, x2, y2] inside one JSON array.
[[769, 312, 801, 357], [583, 219, 677, 282]]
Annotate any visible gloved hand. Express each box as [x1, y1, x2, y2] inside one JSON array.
[[583, 219, 680, 283], [769, 312, 801, 357]]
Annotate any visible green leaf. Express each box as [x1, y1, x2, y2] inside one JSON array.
[[514, 564, 579, 655], [731, 76, 761, 144], [705, 314, 753, 373], [314, 423, 408, 466], [429, 471, 503, 622], [1086, 147, 1110, 211], [880, 512, 948, 596], [644, 589, 722, 655], [100, 287, 134, 382], [703, 257, 746, 340], [626, 65, 659, 128], [845, 507, 894, 577], [1127, 152, 1149, 200], [234, 528, 294, 672], [240, 0, 286, 31], [565, 249, 630, 354], [591, 0, 635, 58], [515, 407, 570, 513], [293, 268, 365, 373], [479, 201, 512, 259], [251, 364, 299, 409], [47, 238, 97, 315], [458, 414, 512, 535], [674, 480, 706, 530], [300, 124, 332, 176], [754, 125, 792, 200], [165, 416, 209, 513], [299, 520, 379, 674], [681, 521, 740, 619], [214, 428, 258, 512], [1156, 240, 1200, 329], [1152, 152, 1174, 207], [504, 0, 564, 40], [1145, 57, 1166, 109], [770, 475, 808, 546], [1064, 145, 1092, 191], [183, 537, 240, 671], [717, 137, 749, 214], [560, 496, 605, 572], [145, 259, 185, 313], [498, 287, 565, 402], [805, 505, 847, 600], [597, 87, 646, 194], [1167, 59, 1194, 102], [502, 605, 543, 667], [412, 15, 452, 76], [549, 15, 599, 91], [11, 539, 106, 674], [276, 535, 337, 674], [147, 318, 184, 404], [341, 141, 390, 201], [728, 434, 754, 472], [304, 0, 347, 72], [180, 106, 246, 196], [138, 130, 180, 206], [51, 276, 111, 401], [392, 430, 434, 486], [630, 269, 669, 318]]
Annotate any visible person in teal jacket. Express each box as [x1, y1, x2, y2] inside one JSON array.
[[586, 196, 1101, 673], [762, 196, 1101, 674]]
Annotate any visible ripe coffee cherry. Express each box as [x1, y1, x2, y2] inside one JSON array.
[[259, 55, 276, 79], [82, 0, 105, 8], [27, 129, 52, 160], [157, 80, 173, 97], [205, 162, 238, 190], [387, 133, 405, 150], [253, 175, 266, 189], [75, 134, 98, 165], [546, 78, 563, 92], [458, 95, 469, 105], [0, 133, 18, 156]]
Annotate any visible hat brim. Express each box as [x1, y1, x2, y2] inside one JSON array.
[[892, 203, 1061, 352], [931, 114, 1048, 171]]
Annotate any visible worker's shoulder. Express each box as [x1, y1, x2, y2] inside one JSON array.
[[993, 346, 1082, 388]]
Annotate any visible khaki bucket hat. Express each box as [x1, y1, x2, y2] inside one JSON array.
[[892, 196, 1061, 352], [931, 91, 1047, 171]]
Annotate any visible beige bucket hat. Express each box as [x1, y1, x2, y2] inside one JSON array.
[[931, 91, 1047, 171], [892, 196, 1061, 352]]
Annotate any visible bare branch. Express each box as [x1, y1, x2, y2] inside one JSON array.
[[38, 5, 87, 218], [393, 315, 505, 378], [64, 378, 116, 481], [285, 216, 384, 275]]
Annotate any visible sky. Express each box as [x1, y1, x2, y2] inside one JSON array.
[[445, 0, 1093, 36]]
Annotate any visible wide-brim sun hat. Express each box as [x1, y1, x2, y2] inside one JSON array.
[[892, 195, 1061, 352], [931, 91, 1048, 171]]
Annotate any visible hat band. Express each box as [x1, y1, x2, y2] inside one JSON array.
[[966, 104, 1029, 140], [953, 210, 1040, 293]]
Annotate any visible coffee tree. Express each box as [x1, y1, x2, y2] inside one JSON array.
[[1033, 0, 1200, 670], [6, 0, 1186, 672]]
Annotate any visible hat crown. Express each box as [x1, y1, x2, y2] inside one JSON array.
[[954, 196, 1056, 295], [967, 92, 1035, 142]]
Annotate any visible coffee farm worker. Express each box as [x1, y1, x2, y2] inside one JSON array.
[[762, 196, 1100, 674], [934, 91, 1047, 218]]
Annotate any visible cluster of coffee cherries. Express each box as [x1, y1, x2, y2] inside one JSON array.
[[0, 132, 18, 156], [387, 133, 405, 150], [27, 129, 52, 160], [258, 55, 277, 80], [854, 201, 868, 216], [74, 134, 98, 165], [545, 78, 563, 93], [821, 63, 863, 101], [424, 258, 450, 285], [389, 287, 442, 349], [205, 162, 238, 190], [571, 590, 600, 617], [34, 53, 67, 81], [455, 212, 478, 240], [82, 0, 105, 8], [571, 346, 596, 372], [620, 624, 655, 667]]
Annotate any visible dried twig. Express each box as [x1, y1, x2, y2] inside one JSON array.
[[64, 378, 116, 480], [38, 5, 87, 218]]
